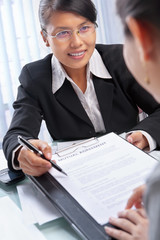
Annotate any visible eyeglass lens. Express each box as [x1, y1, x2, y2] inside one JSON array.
[[55, 24, 96, 41]]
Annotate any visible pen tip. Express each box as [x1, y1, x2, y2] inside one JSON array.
[[62, 171, 68, 176]]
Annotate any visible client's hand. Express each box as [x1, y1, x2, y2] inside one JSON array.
[[18, 139, 52, 176], [127, 132, 149, 150], [125, 184, 146, 209], [104, 208, 149, 240]]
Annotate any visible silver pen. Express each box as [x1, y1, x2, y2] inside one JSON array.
[[18, 136, 67, 176]]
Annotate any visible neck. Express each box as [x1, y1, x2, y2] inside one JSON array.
[[63, 65, 87, 93]]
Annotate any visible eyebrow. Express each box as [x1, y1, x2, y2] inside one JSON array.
[[52, 21, 90, 33]]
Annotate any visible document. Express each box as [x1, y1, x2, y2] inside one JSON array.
[[0, 196, 46, 240], [17, 182, 61, 225], [49, 132, 157, 225]]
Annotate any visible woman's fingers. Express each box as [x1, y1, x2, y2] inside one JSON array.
[[127, 132, 149, 150], [30, 139, 52, 160], [18, 139, 52, 176]]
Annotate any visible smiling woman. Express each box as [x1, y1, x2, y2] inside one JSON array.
[[2, 0, 160, 178], [0, 0, 122, 148]]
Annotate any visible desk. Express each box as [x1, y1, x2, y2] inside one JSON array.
[[0, 178, 82, 240]]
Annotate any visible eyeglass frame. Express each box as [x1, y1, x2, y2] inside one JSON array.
[[42, 22, 98, 42]]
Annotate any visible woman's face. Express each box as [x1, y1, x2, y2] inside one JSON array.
[[44, 11, 96, 73], [123, 32, 160, 103]]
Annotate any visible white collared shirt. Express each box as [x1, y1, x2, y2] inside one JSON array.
[[51, 49, 111, 133]]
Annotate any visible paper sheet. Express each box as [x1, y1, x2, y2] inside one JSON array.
[[49, 132, 157, 225], [17, 182, 61, 225], [0, 196, 46, 240]]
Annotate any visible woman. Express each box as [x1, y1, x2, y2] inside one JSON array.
[[105, 0, 160, 239], [3, 0, 160, 177]]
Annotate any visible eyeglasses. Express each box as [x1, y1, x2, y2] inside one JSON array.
[[43, 23, 97, 42]]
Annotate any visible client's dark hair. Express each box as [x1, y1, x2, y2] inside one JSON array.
[[116, 0, 160, 36], [39, 0, 97, 31]]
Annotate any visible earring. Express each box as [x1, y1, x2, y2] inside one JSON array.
[[144, 75, 150, 85], [143, 61, 150, 85]]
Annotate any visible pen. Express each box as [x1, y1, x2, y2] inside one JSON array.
[[17, 135, 67, 176]]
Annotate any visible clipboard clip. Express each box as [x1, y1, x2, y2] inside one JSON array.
[[55, 137, 99, 157]]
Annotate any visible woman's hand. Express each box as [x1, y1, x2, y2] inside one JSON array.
[[104, 208, 149, 240], [18, 139, 52, 176], [125, 184, 146, 209], [127, 132, 149, 150]]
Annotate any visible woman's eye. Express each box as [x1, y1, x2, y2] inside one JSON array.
[[80, 26, 90, 33], [57, 31, 71, 38]]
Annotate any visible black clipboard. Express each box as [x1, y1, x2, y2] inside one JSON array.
[[28, 172, 115, 240], [28, 132, 156, 240]]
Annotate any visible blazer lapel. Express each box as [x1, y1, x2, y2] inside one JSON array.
[[55, 80, 93, 127], [93, 76, 114, 130]]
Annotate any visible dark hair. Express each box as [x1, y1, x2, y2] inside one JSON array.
[[116, 0, 160, 36], [39, 0, 97, 31]]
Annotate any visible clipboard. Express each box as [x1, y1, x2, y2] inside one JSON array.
[[29, 173, 113, 240], [28, 136, 116, 240], [28, 133, 157, 240]]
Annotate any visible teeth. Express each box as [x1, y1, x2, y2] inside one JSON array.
[[69, 51, 85, 56]]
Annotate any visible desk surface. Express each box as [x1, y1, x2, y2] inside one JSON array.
[[0, 148, 81, 240], [0, 179, 82, 240]]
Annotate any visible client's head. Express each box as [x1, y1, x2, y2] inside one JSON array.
[[117, 0, 160, 102]]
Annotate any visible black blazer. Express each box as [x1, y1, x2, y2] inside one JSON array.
[[3, 44, 160, 171]]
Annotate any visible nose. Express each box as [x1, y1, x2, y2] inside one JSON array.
[[70, 31, 83, 48]]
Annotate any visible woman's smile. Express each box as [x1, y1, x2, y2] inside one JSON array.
[[68, 50, 86, 60]]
